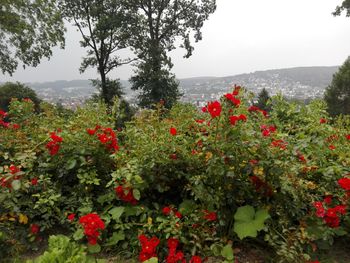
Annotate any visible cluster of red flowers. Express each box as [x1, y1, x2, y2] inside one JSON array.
[[224, 86, 241, 107], [162, 206, 182, 219], [270, 139, 288, 150], [229, 114, 247, 126], [1, 164, 21, 188], [138, 234, 160, 262], [202, 101, 222, 118], [166, 237, 185, 263], [87, 125, 119, 152], [338, 177, 350, 191], [260, 124, 276, 137], [46, 131, 63, 156], [0, 110, 9, 128], [115, 184, 138, 205], [248, 105, 268, 117], [313, 196, 346, 228], [79, 213, 105, 245], [203, 210, 217, 221], [0, 110, 20, 129]]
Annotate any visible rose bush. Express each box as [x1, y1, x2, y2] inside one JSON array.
[[1, 87, 350, 262]]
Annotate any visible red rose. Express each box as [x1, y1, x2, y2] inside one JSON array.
[[170, 127, 177, 136], [68, 213, 76, 222], [30, 224, 40, 234], [206, 101, 222, 118], [190, 255, 202, 263], [162, 206, 172, 216], [338, 178, 350, 191], [31, 178, 38, 186]]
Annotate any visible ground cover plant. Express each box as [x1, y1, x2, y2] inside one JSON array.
[[1, 87, 350, 263]]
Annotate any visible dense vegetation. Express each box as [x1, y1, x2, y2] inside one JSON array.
[[1, 86, 350, 262]]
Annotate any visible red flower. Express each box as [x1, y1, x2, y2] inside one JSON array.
[[0, 110, 7, 118], [206, 101, 222, 118], [313, 201, 325, 218], [68, 213, 76, 222], [87, 128, 96, 135], [167, 238, 179, 250], [190, 256, 202, 263], [201, 106, 207, 113], [224, 93, 241, 107], [320, 118, 327, 124], [323, 195, 332, 205], [175, 211, 182, 219], [203, 210, 217, 221], [50, 132, 63, 143], [271, 139, 288, 150], [338, 178, 350, 190], [162, 206, 172, 216], [11, 123, 20, 129], [30, 224, 40, 234], [328, 145, 336, 150], [170, 153, 177, 160], [346, 134, 350, 140], [9, 165, 20, 174], [46, 131, 63, 156], [170, 127, 177, 136], [138, 235, 160, 262], [31, 178, 38, 186], [79, 213, 105, 245], [115, 185, 138, 205]]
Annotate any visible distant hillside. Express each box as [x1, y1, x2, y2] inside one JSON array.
[[0, 66, 338, 106], [179, 66, 339, 103]]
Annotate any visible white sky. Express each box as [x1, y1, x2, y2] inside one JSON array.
[[1, 0, 350, 82]]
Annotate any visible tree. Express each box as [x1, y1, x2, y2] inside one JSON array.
[[324, 57, 350, 116], [60, 0, 136, 105], [333, 0, 350, 17], [0, 82, 41, 112], [127, 0, 217, 108], [0, 0, 65, 75], [255, 88, 271, 111]]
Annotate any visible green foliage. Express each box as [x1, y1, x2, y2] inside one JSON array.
[[26, 235, 98, 263], [255, 88, 271, 111], [221, 244, 234, 263], [128, 0, 217, 108], [333, 0, 350, 16], [2, 86, 350, 262], [0, 0, 65, 75], [324, 57, 350, 116], [60, 0, 135, 105], [233, 205, 270, 239], [0, 82, 41, 112]]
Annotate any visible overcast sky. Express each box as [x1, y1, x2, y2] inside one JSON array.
[[1, 0, 350, 83]]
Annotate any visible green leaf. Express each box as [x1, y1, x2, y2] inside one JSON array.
[[143, 258, 158, 263], [88, 243, 101, 254], [105, 231, 125, 246], [233, 205, 270, 240], [133, 189, 141, 200], [221, 244, 234, 261], [11, 180, 21, 191], [73, 228, 84, 240], [109, 207, 125, 221], [65, 159, 77, 170]]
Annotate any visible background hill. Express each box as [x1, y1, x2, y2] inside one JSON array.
[[1, 66, 338, 108]]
